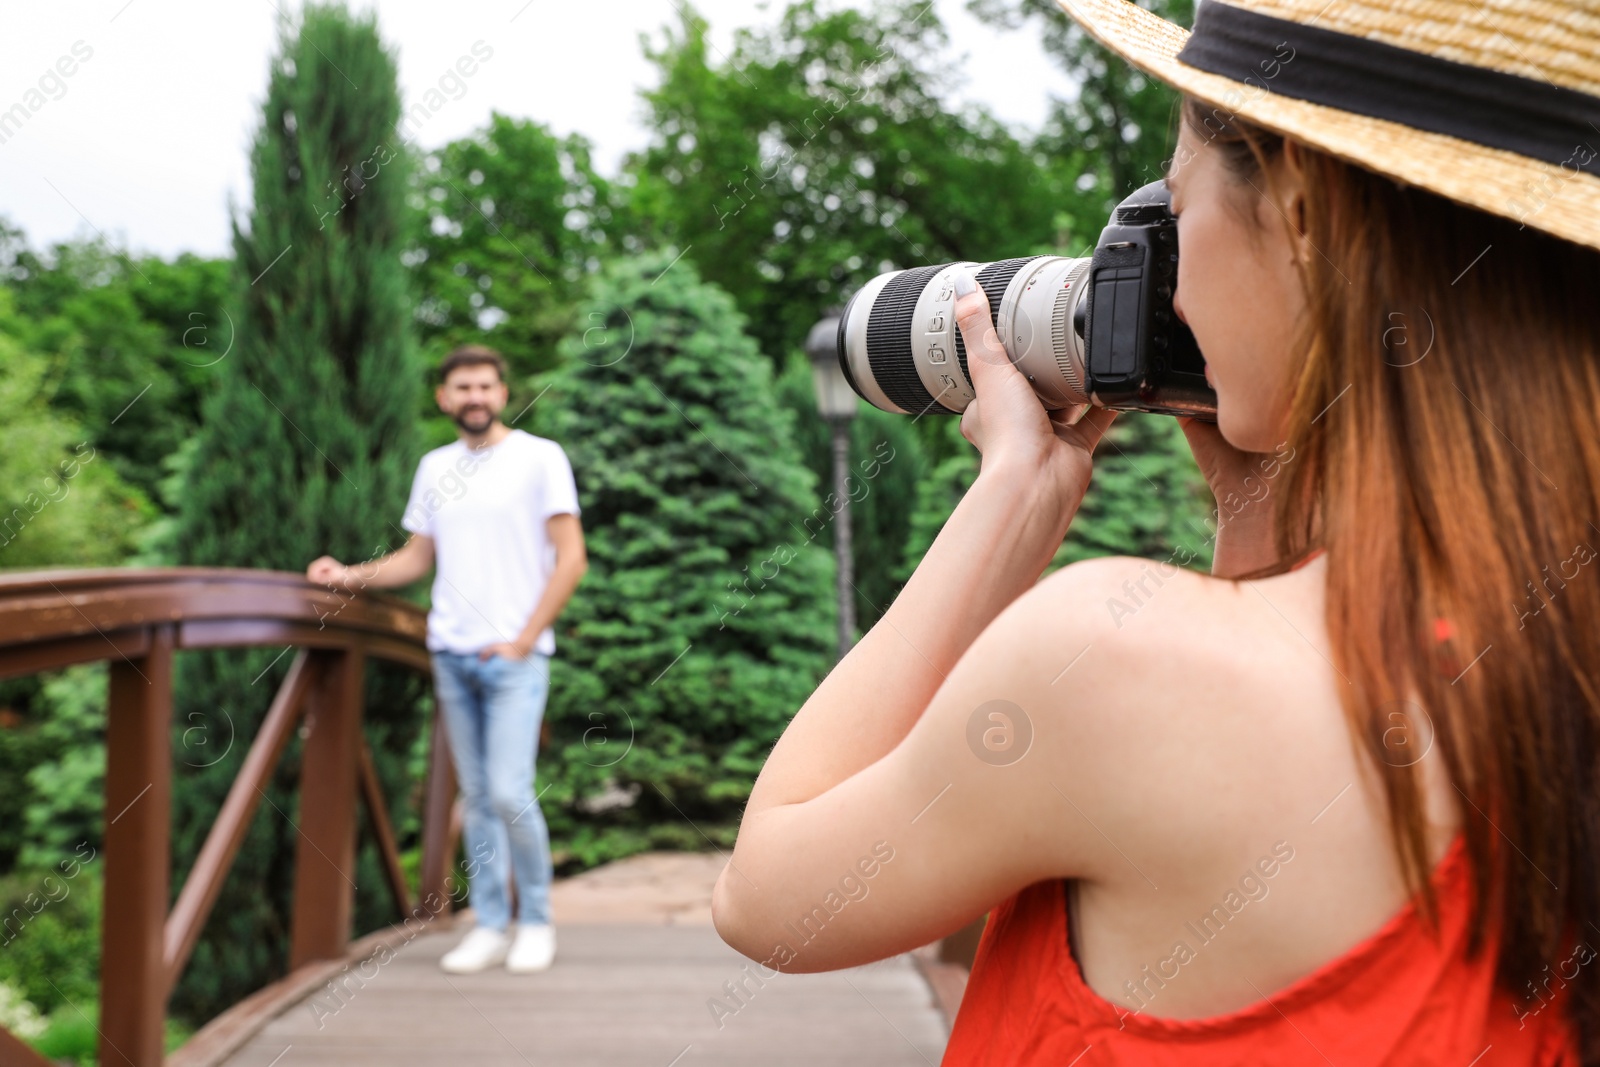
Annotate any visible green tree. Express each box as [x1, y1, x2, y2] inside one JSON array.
[[630, 0, 1081, 630], [16, 666, 109, 870], [165, 4, 425, 1021], [630, 0, 1080, 377], [969, 0, 1194, 219], [0, 288, 154, 570], [407, 114, 629, 407], [0, 219, 229, 501], [531, 251, 835, 867]]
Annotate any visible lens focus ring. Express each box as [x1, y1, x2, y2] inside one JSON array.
[[865, 264, 955, 416], [952, 257, 1043, 381]]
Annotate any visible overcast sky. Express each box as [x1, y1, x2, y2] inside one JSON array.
[[1, 0, 1072, 261]]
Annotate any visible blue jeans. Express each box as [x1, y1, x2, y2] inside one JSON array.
[[431, 650, 554, 929]]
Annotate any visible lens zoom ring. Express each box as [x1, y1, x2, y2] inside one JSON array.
[[865, 264, 954, 415], [1052, 260, 1093, 398], [953, 257, 1043, 381]]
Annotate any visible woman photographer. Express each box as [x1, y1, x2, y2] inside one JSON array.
[[712, 0, 1600, 1060]]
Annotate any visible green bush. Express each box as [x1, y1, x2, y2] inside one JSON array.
[[0, 686, 49, 871], [0, 863, 101, 1012], [0, 981, 46, 1041], [0, 290, 155, 570], [18, 666, 107, 871], [532, 251, 836, 870], [30, 1006, 97, 1067], [23, 999, 191, 1067]]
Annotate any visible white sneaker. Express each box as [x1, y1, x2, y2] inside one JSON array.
[[506, 923, 556, 973], [440, 926, 509, 974]]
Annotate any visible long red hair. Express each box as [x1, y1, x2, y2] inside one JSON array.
[[1181, 93, 1600, 1056]]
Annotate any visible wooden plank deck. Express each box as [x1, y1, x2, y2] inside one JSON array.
[[214, 853, 951, 1066]]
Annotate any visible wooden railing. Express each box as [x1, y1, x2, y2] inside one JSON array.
[[0, 569, 457, 1067]]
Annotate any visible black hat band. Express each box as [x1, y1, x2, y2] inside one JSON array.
[[1175, 1, 1600, 170]]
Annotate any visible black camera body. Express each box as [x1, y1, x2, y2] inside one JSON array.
[[1076, 180, 1213, 418], [833, 179, 1216, 421]]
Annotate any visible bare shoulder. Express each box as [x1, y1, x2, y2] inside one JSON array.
[[999, 553, 1250, 680], [990, 553, 1350, 882], [1026, 552, 1215, 627], [1011, 551, 1333, 686]]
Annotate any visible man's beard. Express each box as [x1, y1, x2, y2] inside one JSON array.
[[454, 405, 495, 433]]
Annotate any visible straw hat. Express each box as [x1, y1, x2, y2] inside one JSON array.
[[1052, 0, 1600, 253]]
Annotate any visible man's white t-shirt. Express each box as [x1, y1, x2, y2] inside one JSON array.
[[401, 429, 581, 656]]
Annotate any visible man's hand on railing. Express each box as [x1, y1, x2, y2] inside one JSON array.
[[306, 533, 436, 592], [306, 555, 354, 588]]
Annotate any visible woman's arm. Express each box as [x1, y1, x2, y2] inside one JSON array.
[[741, 459, 1074, 818], [714, 547, 1156, 971], [711, 272, 1133, 966], [741, 272, 1118, 821]]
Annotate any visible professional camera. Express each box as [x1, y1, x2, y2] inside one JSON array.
[[834, 179, 1215, 420]]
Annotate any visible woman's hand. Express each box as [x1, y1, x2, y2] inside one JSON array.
[[953, 269, 1118, 517], [1176, 415, 1288, 577]]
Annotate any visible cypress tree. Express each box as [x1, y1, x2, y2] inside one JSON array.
[[532, 251, 835, 867], [166, 4, 422, 1020]]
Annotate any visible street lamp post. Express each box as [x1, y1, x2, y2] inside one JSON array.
[[805, 314, 857, 662]]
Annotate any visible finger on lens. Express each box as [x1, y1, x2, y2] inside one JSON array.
[[952, 292, 1007, 369]]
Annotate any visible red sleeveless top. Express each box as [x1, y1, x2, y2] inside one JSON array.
[[940, 832, 1579, 1064], [941, 547, 1582, 1064]]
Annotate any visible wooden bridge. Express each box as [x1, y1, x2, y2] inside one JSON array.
[[0, 569, 977, 1067]]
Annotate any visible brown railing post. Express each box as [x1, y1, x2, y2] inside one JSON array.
[[163, 651, 318, 992], [101, 623, 174, 1067], [288, 647, 365, 969], [417, 711, 456, 920]]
